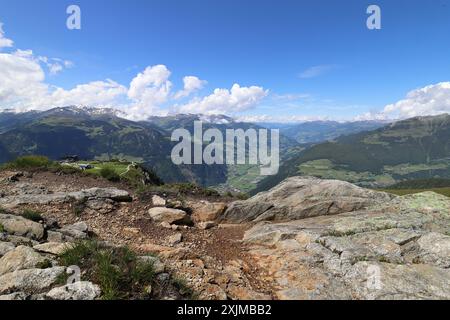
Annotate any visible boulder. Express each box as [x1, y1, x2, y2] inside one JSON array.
[[222, 177, 394, 222], [0, 267, 65, 295], [189, 201, 227, 223], [46, 282, 101, 300], [148, 207, 191, 225], [0, 246, 46, 276], [0, 241, 15, 257], [0, 214, 44, 240]]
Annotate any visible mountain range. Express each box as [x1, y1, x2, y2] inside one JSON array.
[[1, 106, 449, 194]]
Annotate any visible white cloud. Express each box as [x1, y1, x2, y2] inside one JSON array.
[[0, 21, 267, 120], [383, 82, 450, 118], [177, 84, 268, 115], [49, 80, 127, 107], [0, 23, 13, 49], [0, 50, 48, 110], [174, 76, 207, 99], [298, 64, 337, 79]]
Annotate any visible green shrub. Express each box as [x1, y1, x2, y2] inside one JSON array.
[[100, 166, 121, 182], [0, 224, 5, 233], [22, 209, 43, 222], [3, 155, 52, 169], [236, 192, 250, 200]]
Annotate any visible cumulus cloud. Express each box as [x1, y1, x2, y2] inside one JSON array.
[[383, 82, 450, 118], [0, 22, 267, 120], [0, 23, 13, 49], [177, 84, 268, 115], [0, 50, 48, 110], [49, 80, 127, 107], [174, 76, 207, 99]]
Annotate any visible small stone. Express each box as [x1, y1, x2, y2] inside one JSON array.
[[156, 273, 170, 283], [197, 221, 216, 230], [137, 256, 165, 274], [66, 222, 89, 233], [47, 231, 72, 243], [160, 222, 172, 229], [167, 233, 183, 246], [145, 284, 152, 295], [152, 195, 166, 207]]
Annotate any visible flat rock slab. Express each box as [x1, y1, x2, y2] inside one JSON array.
[[34, 242, 74, 256], [0, 267, 65, 295], [0, 187, 132, 208]]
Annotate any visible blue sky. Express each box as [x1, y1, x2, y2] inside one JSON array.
[[0, 0, 450, 121]]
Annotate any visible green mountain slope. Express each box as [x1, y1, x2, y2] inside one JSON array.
[[254, 114, 450, 194], [259, 120, 387, 144]]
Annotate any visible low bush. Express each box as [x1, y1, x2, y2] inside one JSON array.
[[100, 166, 121, 182], [2, 155, 52, 169], [22, 209, 44, 222]]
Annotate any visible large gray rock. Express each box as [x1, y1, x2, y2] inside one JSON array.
[[240, 183, 450, 300], [148, 207, 191, 225], [0, 267, 65, 295], [222, 177, 394, 222], [0, 245, 46, 276], [46, 282, 101, 300], [0, 214, 44, 240]]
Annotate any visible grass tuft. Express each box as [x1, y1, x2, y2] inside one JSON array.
[[22, 209, 44, 222], [58, 240, 157, 300]]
